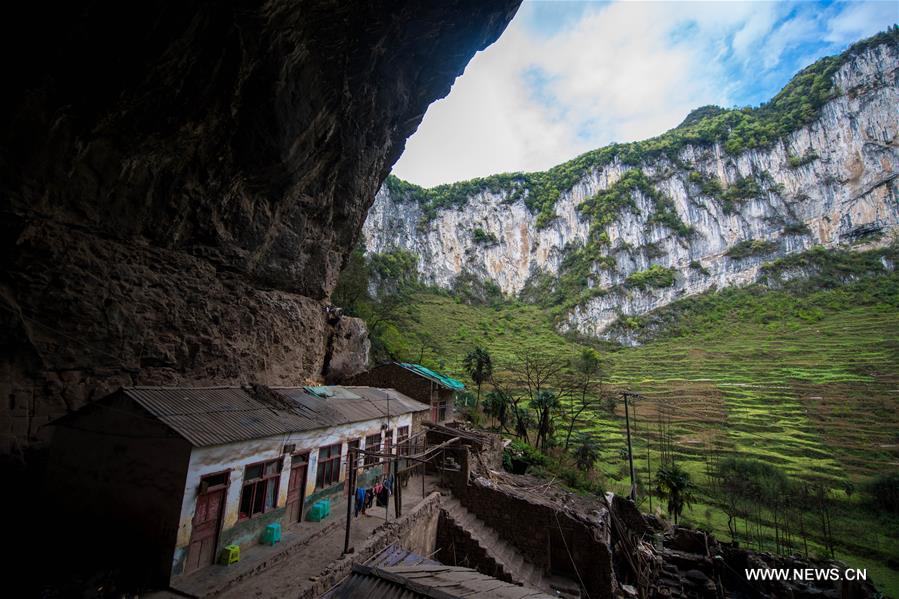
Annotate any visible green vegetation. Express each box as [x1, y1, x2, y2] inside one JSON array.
[[340, 241, 899, 594], [865, 473, 899, 514], [472, 228, 498, 245], [783, 221, 811, 236], [624, 265, 677, 290], [726, 239, 779, 260], [386, 29, 897, 227], [688, 260, 710, 276], [788, 150, 820, 168]]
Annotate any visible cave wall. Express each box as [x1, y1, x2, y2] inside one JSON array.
[[0, 0, 520, 454]]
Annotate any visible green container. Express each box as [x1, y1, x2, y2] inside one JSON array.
[[307, 499, 330, 522], [220, 544, 240, 565], [261, 522, 282, 545]]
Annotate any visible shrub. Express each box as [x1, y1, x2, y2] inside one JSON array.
[[472, 227, 498, 245], [865, 472, 899, 514], [787, 151, 819, 168], [783, 222, 811, 236], [726, 239, 779, 260], [625, 265, 677, 290]]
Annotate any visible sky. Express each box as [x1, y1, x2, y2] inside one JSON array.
[[392, 0, 897, 187]]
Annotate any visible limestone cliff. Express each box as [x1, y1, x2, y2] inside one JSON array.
[[364, 35, 898, 343], [0, 0, 521, 452]]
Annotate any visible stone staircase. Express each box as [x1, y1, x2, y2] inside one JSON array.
[[440, 496, 581, 598]]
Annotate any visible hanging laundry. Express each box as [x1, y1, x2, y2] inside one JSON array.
[[354, 486, 365, 517], [376, 484, 389, 507]]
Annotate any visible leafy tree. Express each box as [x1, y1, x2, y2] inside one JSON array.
[[562, 348, 607, 449], [530, 390, 560, 451], [655, 463, 695, 525], [462, 347, 493, 408], [482, 389, 510, 430], [865, 472, 899, 514], [573, 434, 600, 472]]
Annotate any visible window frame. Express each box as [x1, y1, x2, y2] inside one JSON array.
[[316, 443, 343, 489], [396, 426, 410, 456], [238, 458, 282, 521], [364, 433, 382, 466]]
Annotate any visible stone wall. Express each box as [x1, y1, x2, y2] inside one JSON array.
[[454, 476, 616, 598]]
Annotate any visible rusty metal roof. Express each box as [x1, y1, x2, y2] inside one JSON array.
[[119, 385, 429, 448]]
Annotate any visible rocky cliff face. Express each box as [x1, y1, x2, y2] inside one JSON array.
[[364, 40, 898, 342], [0, 0, 520, 453]]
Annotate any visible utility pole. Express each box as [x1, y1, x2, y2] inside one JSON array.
[[343, 447, 356, 555], [623, 392, 637, 502]]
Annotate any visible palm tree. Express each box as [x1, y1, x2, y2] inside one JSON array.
[[573, 434, 600, 472], [655, 463, 695, 525], [530, 390, 559, 450], [463, 347, 493, 408], [483, 389, 510, 430]]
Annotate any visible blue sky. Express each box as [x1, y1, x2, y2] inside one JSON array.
[[392, 0, 897, 187]]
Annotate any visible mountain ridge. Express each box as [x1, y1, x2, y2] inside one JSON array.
[[363, 29, 898, 343]]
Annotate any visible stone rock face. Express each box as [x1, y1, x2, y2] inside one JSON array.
[[0, 0, 521, 452], [365, 40, 899, 343]]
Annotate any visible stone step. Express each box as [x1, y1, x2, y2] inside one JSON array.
[[442, 497, 532, 584], [441, 496, 577, 597]]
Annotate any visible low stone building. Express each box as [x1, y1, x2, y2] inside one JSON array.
[[44, 384, 429, 586], [344, 362, 464, 423]]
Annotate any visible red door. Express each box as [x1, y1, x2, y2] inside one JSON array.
[[186, 485, 226, 573], [286, 454, 308, 524]]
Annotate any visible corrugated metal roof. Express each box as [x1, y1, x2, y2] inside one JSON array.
[[119, 385, 429, 448], [321, 545, 556, 599], [397, 363, 466, 391]]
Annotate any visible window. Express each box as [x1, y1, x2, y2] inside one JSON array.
[[396, 426, 410, 456], [438, 400, 448, 422], [384, 430, 393, 457], [364, 433, 381, 466], [316, 443, 342, 489], [239, 459, 281, 520]]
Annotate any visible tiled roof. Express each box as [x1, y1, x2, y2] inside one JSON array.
[[112, 385, 428, 447]]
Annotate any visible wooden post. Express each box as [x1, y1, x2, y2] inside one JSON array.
[[393, 457, 401, 518], [343, 448, 356, 554], [624, 392, 637, 502]]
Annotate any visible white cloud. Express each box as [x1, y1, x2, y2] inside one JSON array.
[[391, 0, 895, 187]]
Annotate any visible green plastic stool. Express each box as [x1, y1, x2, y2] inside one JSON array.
[[220, 544, 240, 565], [261, 522, 282, 546], [307, 500, 329, 522]]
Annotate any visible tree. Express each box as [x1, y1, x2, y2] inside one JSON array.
[[530, 390, 560, 451], [655, 463, 695, 525], [573, 434, 600, 472], [562, 348, 606, 450], [483, 389, 510, 429], [490, 351, 571, 448], [463, 347, 493, 408]]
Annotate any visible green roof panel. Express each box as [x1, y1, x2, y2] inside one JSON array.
[[398, 363, 466, 391]]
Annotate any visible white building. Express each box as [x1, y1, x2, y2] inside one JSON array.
[[46, 384, 430, 585]]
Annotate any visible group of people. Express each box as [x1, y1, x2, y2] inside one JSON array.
[[353, 475, 394, 517]]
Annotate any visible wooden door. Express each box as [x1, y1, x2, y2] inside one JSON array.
[[186, 486, 226, 573], [286, 454, 308, 524]]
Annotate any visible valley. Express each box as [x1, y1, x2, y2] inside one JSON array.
[[345, 239, 899, 593]]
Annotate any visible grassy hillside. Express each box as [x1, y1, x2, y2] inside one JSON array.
[[357, 243, 899, 594]]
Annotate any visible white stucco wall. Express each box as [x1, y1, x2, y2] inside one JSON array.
[[171, 412, 413, 577]]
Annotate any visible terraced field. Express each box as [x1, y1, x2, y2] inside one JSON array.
[[367, 249, 899, 594]]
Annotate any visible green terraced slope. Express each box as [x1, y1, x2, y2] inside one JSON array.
[[365, 247, 899, 594]]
